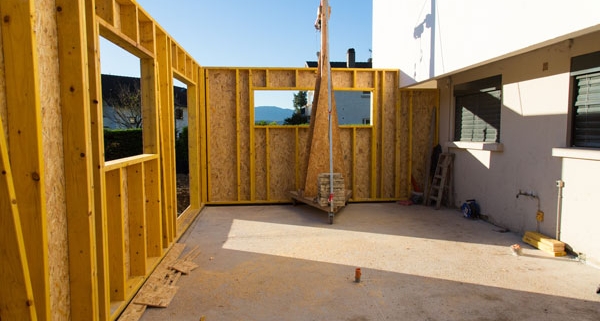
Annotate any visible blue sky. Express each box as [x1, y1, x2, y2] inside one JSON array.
[[100, 0, 372, 109]]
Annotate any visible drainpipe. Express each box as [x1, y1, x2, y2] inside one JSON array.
[[556, 180, 564, 241]]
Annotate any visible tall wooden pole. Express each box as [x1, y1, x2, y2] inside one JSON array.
[[303, 0, 346, 197]]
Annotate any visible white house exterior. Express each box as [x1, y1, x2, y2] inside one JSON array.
[[373, 0, 600, 265]]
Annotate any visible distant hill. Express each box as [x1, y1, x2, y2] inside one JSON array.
[[255, 106, 294, 124]]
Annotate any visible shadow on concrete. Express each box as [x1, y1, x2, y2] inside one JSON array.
[[138, 204, 600, 321]]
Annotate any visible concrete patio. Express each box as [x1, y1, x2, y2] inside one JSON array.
[[139, 203, 600, 321]]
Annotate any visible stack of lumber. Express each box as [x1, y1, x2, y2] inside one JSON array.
[[317, 173, 345, 207], [118, 244, 200, 321], [522, 231, 567, 257]]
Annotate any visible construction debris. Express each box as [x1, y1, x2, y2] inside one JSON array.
[[118, 243, 200, 321]]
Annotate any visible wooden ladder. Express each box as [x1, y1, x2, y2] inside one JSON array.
[[426, 153, 454, 209]]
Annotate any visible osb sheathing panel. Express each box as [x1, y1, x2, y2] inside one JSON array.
[[296, 127, 310, 190], [339, 128, 353, 191], [381, 72, 398, 198], [399, 92, 411, 199], [297, 70, 317, 88], [410, 90, 438, 192], [238, 70, 251, 200], [332, 69, 353, 88], [268, 128, 295, 200], [207, 69, 237, 201], [354, 128, 372, 199], [36, 0, 70, 318], [254, 128, 267, 200], [252, 69, 266, 88], [267, 69, 295, 88], [205, 68, 414, 202], [356, 70, 375, 88]]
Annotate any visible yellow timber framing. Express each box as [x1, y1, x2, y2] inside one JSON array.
[[0, 0, 50, 319], [203, 67, 420, 205], [1, 0, 439, 320], [0, 112, 37, 320], [92, 1, 204, 318]]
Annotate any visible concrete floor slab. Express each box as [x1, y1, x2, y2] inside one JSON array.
[[139, 203, 600, 321]]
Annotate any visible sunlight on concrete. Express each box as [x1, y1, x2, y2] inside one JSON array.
[[222, 219, 588, 300]]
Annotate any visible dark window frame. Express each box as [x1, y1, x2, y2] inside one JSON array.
[[570, 51, 600, 148], [453, 75, 502, 143]]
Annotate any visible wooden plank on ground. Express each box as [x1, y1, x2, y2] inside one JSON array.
[[133, 283, 179, 308], [522, 232, 566, 257], [117, 303, 147, 321], [523, 231, 565, 250], [170, 260, 199, 275]]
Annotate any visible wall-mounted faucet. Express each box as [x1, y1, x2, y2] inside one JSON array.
[[516, 190, 536, 199]]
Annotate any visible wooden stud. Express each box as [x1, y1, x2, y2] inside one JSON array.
[[145, 159, 162, 257], [56, 0, 100, 318], [156, 30, 175, 247], [187, 81, 200, 209], [106, 169, 126, 301], [249, 70, 256, 201], [85, 1, 111, 318], [0, 0, 50, 318], [0, 114, 37, 321], [379, 71, 385, 196], [199, 67, 209, 204], [266, 127, 271, 201], [408, 91, 414, 196], [370, 73, 378, 198], [236, 70, 241, 201], [127, 163, 147, 276]]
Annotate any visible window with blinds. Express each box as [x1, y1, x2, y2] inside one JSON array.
[[571, 51, 600, 148], [454, 75, 502, 142]]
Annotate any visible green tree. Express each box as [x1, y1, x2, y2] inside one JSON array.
[[284, 91, 309, 125]]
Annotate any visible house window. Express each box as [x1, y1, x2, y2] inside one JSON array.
[[175, 108, 184, 120], [454, 75, 502, 142], [571, 51, 600, 148]]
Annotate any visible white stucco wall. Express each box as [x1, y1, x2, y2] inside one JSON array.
[[372, 0, 600, 264], [435, 31, 600, 265], [373, 0, 600, 86]]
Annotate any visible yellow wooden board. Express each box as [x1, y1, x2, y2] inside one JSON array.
[[523, 231, 565, 250], [522, 234, 566, 257]]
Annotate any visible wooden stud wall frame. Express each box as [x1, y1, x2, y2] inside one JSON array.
[[204, 67, 438, 204], [0, 0, 437, 320]]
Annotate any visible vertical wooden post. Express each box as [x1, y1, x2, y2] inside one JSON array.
[[56, 0, 100, 318], [303, 0, 346, 197], [0, 114, 37, 321], [0, 0, 50, 319], [84, 0, 111, 318]]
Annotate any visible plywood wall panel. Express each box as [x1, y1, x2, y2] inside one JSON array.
[[354, 128, 372, 199], [252, 69, 266, 88], [238, 70, 251, 201], [207, 69, 237, 201], [356, 70, 375, 88], [411, 90, 438, 193], [268, 128, 295, 200], [332, 69, 353, 88], [381, 72, 398, 198], [268, 69, 295, 88], [297, 69, 317, 88], [254, 128, 267, 200]]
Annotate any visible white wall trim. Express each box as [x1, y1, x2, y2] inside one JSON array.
[[446, 141, 504, 152], [552, 147, 600, 161]]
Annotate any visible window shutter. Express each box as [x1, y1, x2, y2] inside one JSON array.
[[573, 72, 600, 148], [455, 89, 501, 142]]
